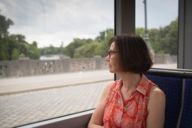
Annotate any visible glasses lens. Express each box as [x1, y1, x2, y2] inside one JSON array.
[[106, 50, 119, 57]]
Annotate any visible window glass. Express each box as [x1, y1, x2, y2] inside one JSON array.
[[136, 0, 178, 69], [0, 0, 114, 127]]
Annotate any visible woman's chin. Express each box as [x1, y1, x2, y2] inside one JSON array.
[[108, 66, 115, 73], [108, 69, 115, 73]]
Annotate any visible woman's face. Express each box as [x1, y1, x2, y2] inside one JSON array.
[[105, 42, 122, 73]]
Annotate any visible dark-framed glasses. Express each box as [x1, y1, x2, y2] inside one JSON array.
[[106, 50, 119, 57]]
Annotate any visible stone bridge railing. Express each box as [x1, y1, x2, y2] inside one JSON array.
[[0, 58, 107, 78], [0, 54, 176, 78]]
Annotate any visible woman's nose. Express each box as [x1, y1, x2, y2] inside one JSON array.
[[105, 55, 110, 61]]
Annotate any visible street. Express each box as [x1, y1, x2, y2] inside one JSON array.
[[0, 70, 113, 128]]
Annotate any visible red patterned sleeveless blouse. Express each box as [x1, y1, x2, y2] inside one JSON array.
[[103, 75, 154, 128]]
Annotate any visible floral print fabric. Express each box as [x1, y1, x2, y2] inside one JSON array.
[[103, 75, 154, 128]]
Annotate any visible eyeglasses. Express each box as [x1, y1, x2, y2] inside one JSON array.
[[106, 50, 119, 57]]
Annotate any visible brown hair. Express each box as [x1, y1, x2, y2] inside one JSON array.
[[108, 34, 153, 73]]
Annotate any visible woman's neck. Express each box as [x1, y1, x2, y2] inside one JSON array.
[[118, 72, 142, 91]]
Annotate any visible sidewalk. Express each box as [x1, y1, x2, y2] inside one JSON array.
[[0, 79, 112, 128], [0, 70, 114, 95], [0, 70, 114, 128]]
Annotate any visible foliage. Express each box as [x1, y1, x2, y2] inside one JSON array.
[[96, 28, 114, 57], [0, 38, 9, 60], [27, 41, 40, 59], [0, 14, 14, 38], [63, 38, 93, 58], [74, 41, 101, 58], [136, 18, 178, 55], [40, 45, 61, 55], [136, 27, 145, 37], [0, 14, 40, 60], [0, 12, 178, 60], [63, 28, 114, 58]]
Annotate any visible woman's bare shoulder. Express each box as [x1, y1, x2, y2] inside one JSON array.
[[148, 85, 166, 108], [150, 85, 165, 98], [102, 81, 115, 98]]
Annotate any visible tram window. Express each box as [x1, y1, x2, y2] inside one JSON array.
[[136, 0, 178, 69], [0, 0, 114, 127]]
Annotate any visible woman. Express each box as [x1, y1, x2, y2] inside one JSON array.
[[88, 34, 166, 128]]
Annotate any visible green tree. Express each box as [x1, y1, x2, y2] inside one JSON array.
[[0, 14, 14, 38], [0, 14, 14, 60], [27, 41, 40, 59], [40, 45, 60, 55], [74, 41, 101, 58], [161, 19, 178, 55], [63, 28, 114, 58], [9, 34, 28, 55], [148, 18, 178, 55], [148, 28, 160, 53], [95, 28, 114, 57], [0, 38, 9, 60], [11, 48, 20, 60], [136, 27, 145, 37], [63, 38, 92, 58], [0, 13, 41, 60]]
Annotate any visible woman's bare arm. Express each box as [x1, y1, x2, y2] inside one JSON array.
[[147, 86, 166, 128], [88, 83, 112, 128]]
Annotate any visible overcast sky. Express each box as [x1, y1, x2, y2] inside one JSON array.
[[0, 0, 178, 48]]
